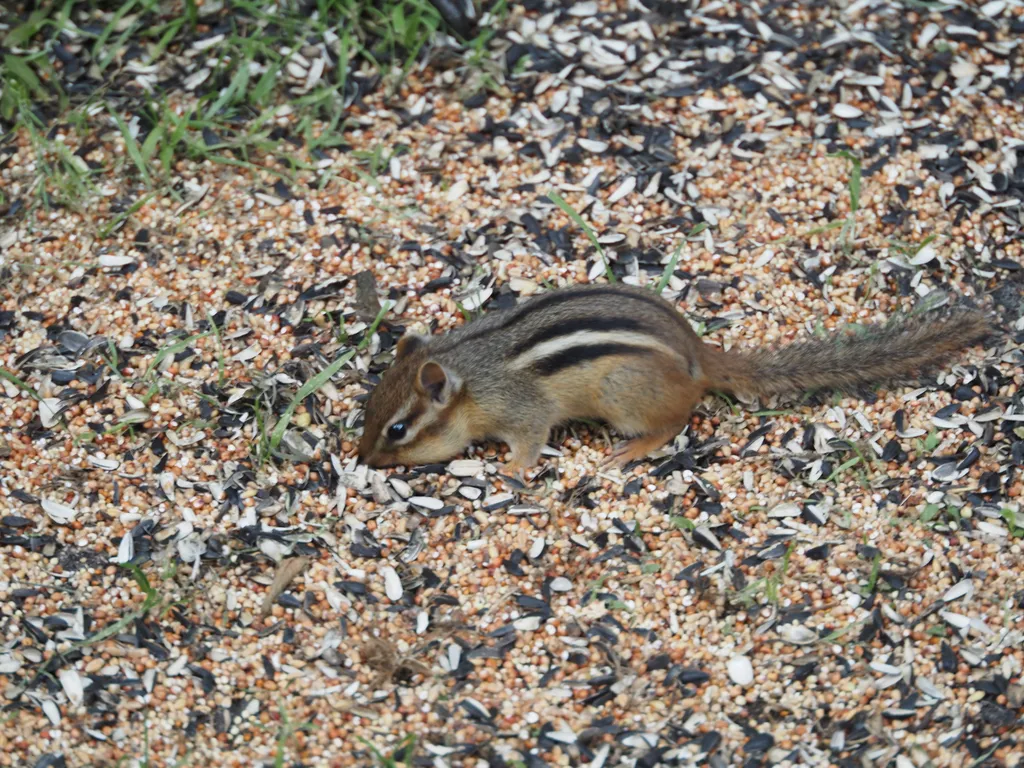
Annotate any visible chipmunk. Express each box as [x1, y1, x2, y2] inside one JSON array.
[[358, 283, 991, 474]]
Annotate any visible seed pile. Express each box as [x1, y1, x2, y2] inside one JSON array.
[[1, 0, 1023, 766]]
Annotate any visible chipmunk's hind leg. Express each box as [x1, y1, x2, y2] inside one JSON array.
[[596, 353, 701, 467], [604, 428, 687, 467]]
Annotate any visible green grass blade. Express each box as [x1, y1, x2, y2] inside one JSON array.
[[145, 331, 212, 376], [270, 302, 391, 451], [0, 367, 40, 400], [4, 7, 50, 47], [108, 106, 154, 186], [149, 16, 185, 60], [3, 54, 48, 99], [159, 106, 189, 174], [205, 58, 252, 118], [99, 192, 154, 238], [827, 150, 861, 213], [74, 564, 160, 649], [269, 349, 356, 451], [656, 240, 684, 294], [140, 120, 165, 165], [655, 223, 707, 293], [91, 0, 140, 71], [547, 190, 614, 282]]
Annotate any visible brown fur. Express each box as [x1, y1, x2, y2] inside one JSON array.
[[700, 308, 993, 398], [357, 351, 424, 465], [357, 283, 993, 471]]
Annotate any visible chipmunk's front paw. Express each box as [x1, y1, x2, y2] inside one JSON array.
[[498, 455, 539, 483], [498, 441, 543, 480], [497, 461, 527, 481]]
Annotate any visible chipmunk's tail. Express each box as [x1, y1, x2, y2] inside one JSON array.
[[702, 307, 993, 399]]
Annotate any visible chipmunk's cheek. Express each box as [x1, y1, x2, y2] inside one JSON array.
[[418, 438, 464, 465], [398, 441, 448, 466]]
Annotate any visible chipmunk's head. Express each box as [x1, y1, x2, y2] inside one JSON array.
[[358, 333, 471, 468]]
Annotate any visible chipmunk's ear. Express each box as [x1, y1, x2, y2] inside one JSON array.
[[416, 361, 461, 404], [396, 333, 429, 360]]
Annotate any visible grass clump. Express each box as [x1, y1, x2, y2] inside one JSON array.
[[547, 190, 615, 282], [359, 734, 417, 767], [1, 0, 488, 214]]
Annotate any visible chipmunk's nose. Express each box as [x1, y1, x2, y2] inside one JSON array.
[[358, 444, 393, 469], [357, 435, 379, 466]]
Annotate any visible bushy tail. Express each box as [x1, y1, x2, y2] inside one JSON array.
[[703, 308, 993, 398]]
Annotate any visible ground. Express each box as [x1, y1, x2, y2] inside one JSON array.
[[1, 0, 1024, 767]]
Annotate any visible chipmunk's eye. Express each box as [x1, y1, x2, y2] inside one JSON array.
[[386, 422, 407, 441]]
